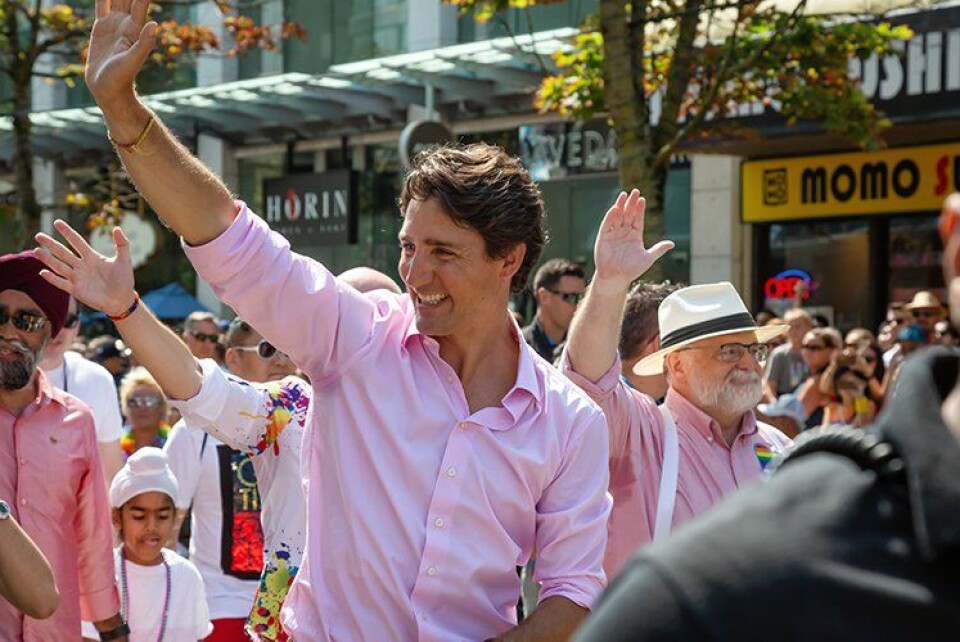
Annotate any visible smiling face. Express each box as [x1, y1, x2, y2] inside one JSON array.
[[113, 491, 175, 566], [0, 290, 51, 392], [538, 275, 587, 334], [667, 330, 765, 417], [398, 198, 523, 340]]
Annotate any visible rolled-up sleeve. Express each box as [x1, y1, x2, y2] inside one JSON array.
[[182, 202, 381, 379], [534, 413, 612, 608], [74, 416, 119, 621], [170, 359, 311, 456]]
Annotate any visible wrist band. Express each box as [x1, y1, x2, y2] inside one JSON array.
[[108, 293, 140, 322], [108, 115, 155, 155], [98, 622, 130, 641]]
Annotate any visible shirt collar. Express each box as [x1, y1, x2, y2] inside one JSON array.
[[31, 368, 68, 411], [876, 347, 960, 558], [402, 301, 541, 429], [664, 387, 758, 445]]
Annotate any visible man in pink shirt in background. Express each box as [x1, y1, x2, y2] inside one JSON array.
[[562, 191, 794, 580], [73, 4, 615, 640], [0, 251, 125, 641]]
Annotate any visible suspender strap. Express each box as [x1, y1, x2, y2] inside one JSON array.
[[653, 405, 680, 542]]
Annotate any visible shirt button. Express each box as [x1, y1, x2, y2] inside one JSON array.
[[18, 458, 26, 466], [446, 467, 457, 478], [434, 517, 444, 528], [427, 566, 438, 576], [457, 421, 467, 429], [446, 376, 455, 384], [19, 499, 26, 506], [708, 437, 714, 443]]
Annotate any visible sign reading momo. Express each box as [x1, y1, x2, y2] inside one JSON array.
[[262, 170, 357, 247], [742, 142, 960, 222]]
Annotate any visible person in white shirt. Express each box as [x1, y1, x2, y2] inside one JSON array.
[[81, 447, 212, 642], [38, 295, 124, 484]]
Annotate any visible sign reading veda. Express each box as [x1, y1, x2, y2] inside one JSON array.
[[742, 142, 960, 222], [262, 170, 358, 247]]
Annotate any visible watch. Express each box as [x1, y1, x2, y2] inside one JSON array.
[[0, 500, 10, 520]]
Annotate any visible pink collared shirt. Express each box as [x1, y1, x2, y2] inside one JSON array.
[[0, 370, 119, 640], [561, 353, 793, 579], [183, 204, 611, 642]]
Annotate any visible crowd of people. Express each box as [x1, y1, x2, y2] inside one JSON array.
[[1, 3, 959, 641]]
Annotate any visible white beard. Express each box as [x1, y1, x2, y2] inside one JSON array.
[[689, 368, 762, 417]]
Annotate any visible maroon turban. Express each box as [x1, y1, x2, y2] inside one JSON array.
[[0, 250, 69, 338]]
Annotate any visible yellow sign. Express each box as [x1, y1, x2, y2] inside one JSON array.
[[742, 142, 960, 222]]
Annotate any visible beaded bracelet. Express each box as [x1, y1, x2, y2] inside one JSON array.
[[108, 293, 140, 322]]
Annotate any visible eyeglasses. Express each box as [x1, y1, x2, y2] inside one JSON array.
[[127, 395, 162, 409], [912, 310, 939, 319], [64, 313, 80, 330], [801, 343, 827, 351], [232, 340, 279, 360], [189, 330, 220, 344], [545, 289, 585, 305], [682, 342, 770, 363], [0, 308, 46, 333]]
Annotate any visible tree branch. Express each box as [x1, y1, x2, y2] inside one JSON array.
[[494, 10, 550, 77]]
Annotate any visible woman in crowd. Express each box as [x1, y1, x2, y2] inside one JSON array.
[[796, 327, 842, 428], [119, 368, 171, 459]]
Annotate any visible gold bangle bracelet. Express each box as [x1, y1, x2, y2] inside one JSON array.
[[108, 115, 155, 155]]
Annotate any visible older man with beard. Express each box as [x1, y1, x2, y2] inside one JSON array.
[[0, 251, 125, 641], [562, 191, 793, 579]]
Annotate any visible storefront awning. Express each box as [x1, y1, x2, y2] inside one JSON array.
[[0, 28, 578, 162]]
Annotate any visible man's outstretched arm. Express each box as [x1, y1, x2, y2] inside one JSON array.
[[86, 0, 235, 245], [566, 190, 673, 383]]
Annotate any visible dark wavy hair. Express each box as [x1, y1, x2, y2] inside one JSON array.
[[398, 143, 547, 293]]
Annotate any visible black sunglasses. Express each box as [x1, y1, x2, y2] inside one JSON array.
[[545, 288, 585, 305], [190, 330, 221, 344], [64, 313, 80, 330], [0, 308, 46, 333]]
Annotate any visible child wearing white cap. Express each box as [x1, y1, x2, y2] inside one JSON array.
[[81, 447, 212, 641]]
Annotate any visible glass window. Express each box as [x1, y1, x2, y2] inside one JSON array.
[[889, 215, 944, 305], [762, 221, 871, 329]]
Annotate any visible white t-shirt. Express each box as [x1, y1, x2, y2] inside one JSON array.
[[81, 548, 212, 641], [170, 360, 310, 640], [43, 350, 123, 443], [164, 422, 259, 620]]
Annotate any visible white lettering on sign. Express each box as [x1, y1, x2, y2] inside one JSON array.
[[849, 28, 960, 101], [265, 188, 349, 223]]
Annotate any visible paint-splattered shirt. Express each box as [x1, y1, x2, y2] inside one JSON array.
[[171, 359, 311, 641]]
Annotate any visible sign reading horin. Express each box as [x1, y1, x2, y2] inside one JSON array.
[[262, 170, 358, 247]]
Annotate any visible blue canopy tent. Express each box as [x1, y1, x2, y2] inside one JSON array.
[[85, 282, 208, 322], [140, 282, 209, 321]]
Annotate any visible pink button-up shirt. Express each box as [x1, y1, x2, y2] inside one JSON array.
[[0, 370, 118, 640], [184, 204, 611, 642], [561, 353, 793, 579]]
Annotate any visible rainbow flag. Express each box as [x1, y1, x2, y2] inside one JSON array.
[[754, 444, 776, 471]]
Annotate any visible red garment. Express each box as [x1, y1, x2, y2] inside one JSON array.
[[207, 617, 248, 641]]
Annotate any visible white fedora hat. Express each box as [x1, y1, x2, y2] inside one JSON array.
[[633, 282, 788, 376]]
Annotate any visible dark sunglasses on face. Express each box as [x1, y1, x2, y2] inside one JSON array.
[[0, 307, 46, 333], [189, 330, 220, 344], [682, 342, 770, 363], [128, 395, 161, 409], [546, 289, 585, 305], [63, 313, 80, 330], [802, 343, 827, 351], [912, 310, 938, 319], [233, 340, 279, 360]]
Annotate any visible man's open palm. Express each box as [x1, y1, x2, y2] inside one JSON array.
[[85, 0, 157, 103], [594, 189, 674, 286]]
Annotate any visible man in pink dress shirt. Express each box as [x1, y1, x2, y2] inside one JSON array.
[[562, 191, 794, 580], [72, 4, 624, 640], [0, 251, 125, 641]]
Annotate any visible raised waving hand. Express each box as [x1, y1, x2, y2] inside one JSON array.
[[593, 189, 675, 290], [85, 0, 157, 104], [34, 220, 136, 318]]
